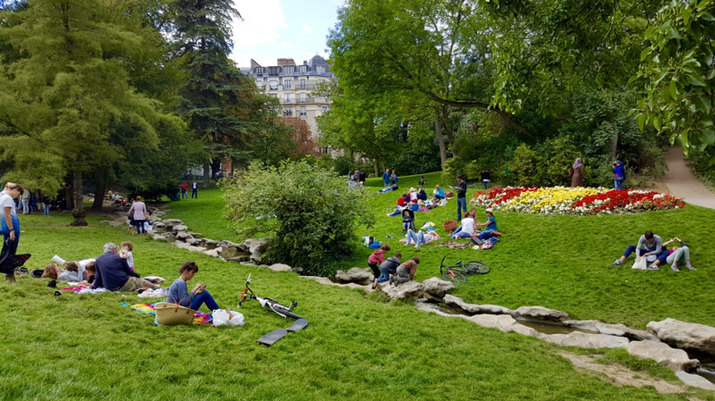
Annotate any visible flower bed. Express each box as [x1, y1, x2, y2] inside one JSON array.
[[470, 187, 685, 215]]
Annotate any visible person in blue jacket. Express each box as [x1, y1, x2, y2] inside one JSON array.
[[167, 261, 220, 312]]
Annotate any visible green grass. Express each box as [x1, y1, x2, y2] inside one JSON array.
[[1, 174, 713, 400], [155, 172, 715, 328]]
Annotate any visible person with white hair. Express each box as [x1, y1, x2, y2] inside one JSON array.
[[91, 242, 157, 291]]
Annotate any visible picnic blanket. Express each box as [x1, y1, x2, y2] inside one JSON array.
[[62, 286, 110, 294], [124, 302, 212, 325]]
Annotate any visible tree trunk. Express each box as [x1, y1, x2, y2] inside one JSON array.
[[373, 159, 379, 177], [203, 160, 210, 187], [434, 110, 448, 166], [210, 159, 221, 181], [609, 129, 619, 160], [91, 169, 107, 211], [70, 171, 87, 226]]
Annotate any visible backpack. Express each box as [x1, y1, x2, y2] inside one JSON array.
[[0, 239, 31, 275]]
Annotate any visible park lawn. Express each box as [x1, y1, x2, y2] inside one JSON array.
[[1, 212, 712, 401], [157, 172, 714, 328]]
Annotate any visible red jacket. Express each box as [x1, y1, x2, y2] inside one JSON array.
[[368, 249, 386, 264]]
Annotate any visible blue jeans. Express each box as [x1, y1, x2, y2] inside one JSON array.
[[622, 245, 662, 259], [614, 178, 624, 190], [134, 219, 145, 234], [182, 191, 188, 200], [483, 180, 489, 189], [190, 290, 220, 312], [457, 197, 467, 220], [406, 229, 425, 246], [44, 203, 51, 216], [477, 230, 496, 240]]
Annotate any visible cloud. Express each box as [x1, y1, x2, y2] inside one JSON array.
[[230, 0, 287, 66]]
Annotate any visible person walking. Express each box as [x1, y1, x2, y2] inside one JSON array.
[[480, 169, 491, 190], [451, 176, 467, 221], [570, 158, 584, 187], [191, 181, 198, 198], [20, 188, 30, 215], [127, 196, 148, 235], [613, 160, 626, 190], [382, 169, 390, 188], [1, 182, 23, 282]]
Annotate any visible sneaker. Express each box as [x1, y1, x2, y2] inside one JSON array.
[[686, 265, 696, 271], [612, 260, 623, 266], [671, 264, 680, 272], [647, 264, 659, 270]]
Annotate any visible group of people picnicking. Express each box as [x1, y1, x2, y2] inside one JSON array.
[[612, 231, 696, 272]]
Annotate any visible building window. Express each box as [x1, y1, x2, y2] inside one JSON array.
[[300, 93, 307, 102], [299, 79, 306, 89], [285, 93, 291, 103], [300, 65, 307, 73], [316, 66, 325, 74], [300, 106, 307, 116], [255, 67, 264, 75], [283, 66, 294, 74], [268, 80, 278, 90], [283, 108, 293, 117], [283, 79, 292, 89], [321, 106, 328, 113]]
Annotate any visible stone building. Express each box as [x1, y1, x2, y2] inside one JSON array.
[[243, 55, 336, 154]]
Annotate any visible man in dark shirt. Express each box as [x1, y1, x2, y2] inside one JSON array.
[[92, 243, 152, 291], [452, 176, 467, 221]]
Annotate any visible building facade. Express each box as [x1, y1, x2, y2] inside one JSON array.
[[243, 55, 335, 154]]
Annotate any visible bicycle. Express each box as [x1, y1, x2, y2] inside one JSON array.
[[439, 256, 490, 284]]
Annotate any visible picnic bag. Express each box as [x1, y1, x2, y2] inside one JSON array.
[[443, 220, 457, 233], [155, 303, 196, 326], [632, 256, 647, 270]]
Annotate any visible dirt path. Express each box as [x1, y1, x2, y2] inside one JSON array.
[[660, 147, 715, 209]]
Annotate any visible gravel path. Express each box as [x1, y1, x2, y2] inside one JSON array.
[[661, 146, 715, 209]]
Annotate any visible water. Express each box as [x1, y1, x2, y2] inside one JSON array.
[[515, 319, 583, 335]]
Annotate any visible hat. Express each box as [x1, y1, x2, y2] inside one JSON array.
[[409, 187, 415, 192], [485, 208, 493, 213]]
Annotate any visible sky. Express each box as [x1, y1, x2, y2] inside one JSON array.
[[230, 0, 344, 68]]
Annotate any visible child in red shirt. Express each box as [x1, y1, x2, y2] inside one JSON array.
[[368, 244, 390, 289]]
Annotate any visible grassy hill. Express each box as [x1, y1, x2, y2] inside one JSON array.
[[1, 172, 713, 400]]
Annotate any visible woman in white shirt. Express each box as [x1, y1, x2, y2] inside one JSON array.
[[451, 209, 476, 239], [1, 182, 24, 281]]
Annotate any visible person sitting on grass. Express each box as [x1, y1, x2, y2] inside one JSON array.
[[390, 257, 420, 285], [451, 209, 476, 239], [404, 228, 440, 248], [119, 241, 135, 271], [432, 185, 445, 201], [368, 244, 390, 289], [91, 242, 158, 292], [76, 262, 96, 286], [612, 231, 665, 269], [473, 208, 499, 240], [377, 252, 402, 283], [167, 261, 220, 312]]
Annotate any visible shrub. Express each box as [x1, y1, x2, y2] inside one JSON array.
[[509, 144, 538, 186], [221, 160, 373, 276]]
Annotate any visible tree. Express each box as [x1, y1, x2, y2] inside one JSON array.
[[0, 0, 184, 224], [170, 0, 269, 184], [633, 0, 715, 153], [327, 0, 505, 165]]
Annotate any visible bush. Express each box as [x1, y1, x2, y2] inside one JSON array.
[[509, 144, 538, 186], [221, 160, 373, 276]]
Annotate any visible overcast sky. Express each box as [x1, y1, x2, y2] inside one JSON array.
[[230, 0, 344, 68]]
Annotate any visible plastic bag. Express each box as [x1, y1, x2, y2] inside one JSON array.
[[632, 256, 647, 270], [212, 309, 245, 327], [144, 221, 153, 233]]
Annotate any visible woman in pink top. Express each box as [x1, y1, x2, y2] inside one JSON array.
[[368, 244, 390, 289], [127, 196, 148, 235]]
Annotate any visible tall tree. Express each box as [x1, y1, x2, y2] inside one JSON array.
[[170, 0, 260, 184], [0, 0, 184, 224]]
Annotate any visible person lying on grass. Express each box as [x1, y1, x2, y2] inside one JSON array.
[[41, 261, 93, 282], [404, 228, 440, 248], [390, 257, 420, 285], [167, 261, 220, 312], [612, 230, 665, 268], [377, 252, 402, 283], [91, 242, 158, 292], [641, 237, 696, 272]]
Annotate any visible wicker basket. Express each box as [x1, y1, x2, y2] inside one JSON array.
[[443, 220, 457, 233], [155, 303, 196, 326], [445, 191, 454, 198]]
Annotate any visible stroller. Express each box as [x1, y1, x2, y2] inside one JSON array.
[[401, 208, 415, 234]]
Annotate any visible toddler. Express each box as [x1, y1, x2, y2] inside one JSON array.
[[119, 241, 135, 271]]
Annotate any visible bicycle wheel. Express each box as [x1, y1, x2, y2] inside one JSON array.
[[441, 270, 467, 284], [464, 261, 490, 274]]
